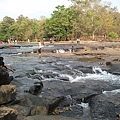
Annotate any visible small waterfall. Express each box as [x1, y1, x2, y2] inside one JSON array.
[[65, 95, 91, 119], [92, 66, 107, 75], [103, 89, 120, 95], [56, 49, 65, 53], [79, 102, 91, 120], [69, 66, 120, 85], [66, 95, 76, 106]]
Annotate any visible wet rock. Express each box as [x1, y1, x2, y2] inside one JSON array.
[[40, 80, 113, 118], [24, 81, 43, 95], [90, 93, 120, 120], [58, 77, 69, 81], [42, 72, 59, 78], [1, 42, 120, 120], [60, 105, 83, 119], [108, 63, 120, 75], [105, 61, 112, 66], [0, 85, 16, 105]]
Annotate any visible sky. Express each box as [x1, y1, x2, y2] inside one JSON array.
[[0, 0, 120, 21]]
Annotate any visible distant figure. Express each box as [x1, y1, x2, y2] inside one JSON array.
[[28, 39, 30, 43], [8, 39, 11, 44], [76, 38, 80, 44], [50, 37, 54, 44], [52, 37, 54, 43], [38, 41, 42, 58], [42, 41, 45, 47], [0, 57, 14, 85], [71, 46, 74, 53], [50, 38, 52, 43], [15, 40, 17, 44]]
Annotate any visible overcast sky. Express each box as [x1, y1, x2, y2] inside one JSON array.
[[0, 0, 119, 21]]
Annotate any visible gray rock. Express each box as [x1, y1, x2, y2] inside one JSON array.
[[90, 93, 120, 120]]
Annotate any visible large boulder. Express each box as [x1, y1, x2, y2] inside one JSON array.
[[90, 93, 120, 120], [0, 85, 16, 105], [0, 106, 18, 120]]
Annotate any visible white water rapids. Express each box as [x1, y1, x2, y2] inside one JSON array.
[[59, 66, 120, 85]]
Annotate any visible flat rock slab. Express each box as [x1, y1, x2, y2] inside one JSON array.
[[23, 115, 78, 120]]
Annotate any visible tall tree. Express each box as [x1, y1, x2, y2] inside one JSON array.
[[0, 16, 15, 41], [45, 5, 75, 41], [70, 0, 115, 40]]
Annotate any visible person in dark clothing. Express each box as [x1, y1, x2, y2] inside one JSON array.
[[0, 57, 14, 85], [71, 46, 74, 53], [0, 56, 3, 62]]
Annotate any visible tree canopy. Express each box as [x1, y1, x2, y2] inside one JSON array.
[[0, 0, 120, 42]]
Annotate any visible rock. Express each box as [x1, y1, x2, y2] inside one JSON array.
[[108, 63, 120, 75], [106, 61, 112, 66], [84, 46, 91, 51], [0, 85, 16, 105], [59, 77, 69, 81], [0, 106, 18, 120], [30, 105, 49, 115], [23, 114, 77, 120], [90, 93, 120, 120], [24, 81, 43, 95]]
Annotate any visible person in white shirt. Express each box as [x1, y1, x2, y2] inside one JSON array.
[[38, 41, 42, 58]]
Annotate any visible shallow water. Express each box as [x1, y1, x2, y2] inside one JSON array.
[[1, 45, 120, 119], [1, 45, 120, 86]]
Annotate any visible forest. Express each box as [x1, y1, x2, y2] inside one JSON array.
[[0, 0, 120, 42]]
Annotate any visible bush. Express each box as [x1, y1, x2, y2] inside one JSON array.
[[108, 32, 119, 39]]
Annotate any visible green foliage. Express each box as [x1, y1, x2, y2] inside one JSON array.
[[108, 32, 119, 38], [45, 5, 76, 40], [0, 0, 120, 42], [0, 16, 15, 41]]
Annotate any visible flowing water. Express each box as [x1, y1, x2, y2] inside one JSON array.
[[1, 44, 120, 119], [69, 66, 120, 84]]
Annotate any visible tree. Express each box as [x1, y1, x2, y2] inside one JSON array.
[[45, 5, 75, 41], [0, 16, 15, 41], [70, 0, 115, 40], [37, 17, 46, 39], [111, 11, 120, 38]]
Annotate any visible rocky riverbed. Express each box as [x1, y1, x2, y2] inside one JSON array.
[[0, 41, 120, 120]]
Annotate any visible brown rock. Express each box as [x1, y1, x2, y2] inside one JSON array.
[[105, 61, 112, 66], [0, 106, 18, 120], [30, 105, 49, 115], [0, 85, 16, 105]]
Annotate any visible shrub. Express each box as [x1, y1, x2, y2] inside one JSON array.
[[108, 32, 119, 39]]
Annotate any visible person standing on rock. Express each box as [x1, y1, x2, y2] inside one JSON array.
[[38, 41, 42, 58], [76, 37, 80, 44], [0, 57, 14, 85], [71, 46, 74, 53]]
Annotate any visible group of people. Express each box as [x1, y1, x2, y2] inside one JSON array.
[[0, 57, 14, 85]]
